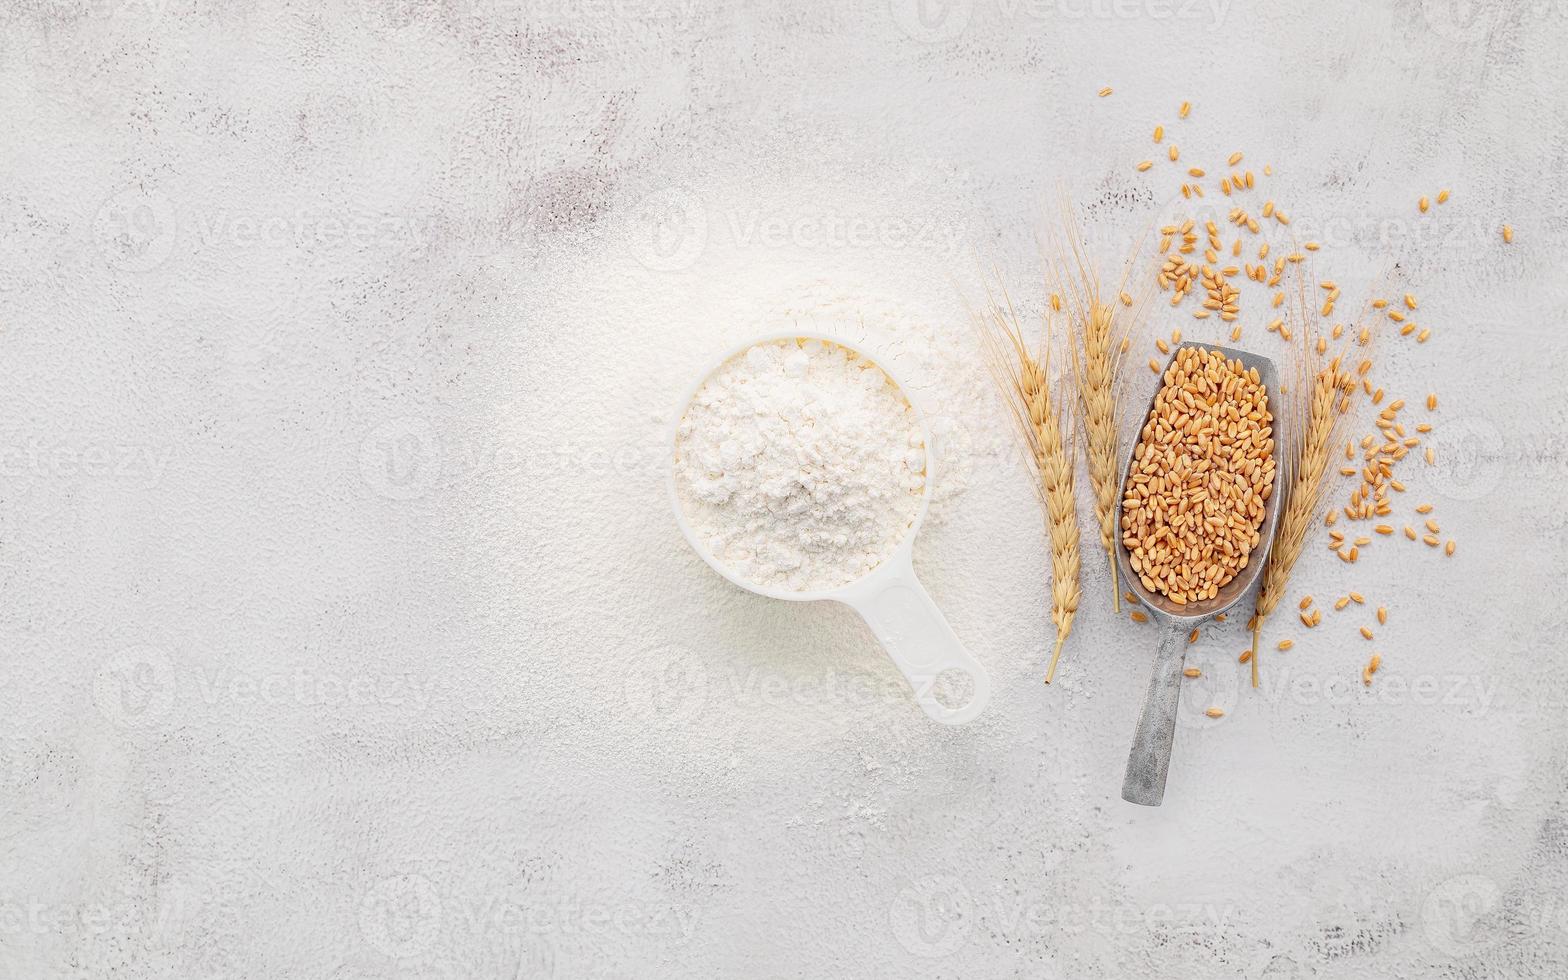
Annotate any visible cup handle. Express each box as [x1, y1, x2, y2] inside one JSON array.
[[837, 559, 991, 725]]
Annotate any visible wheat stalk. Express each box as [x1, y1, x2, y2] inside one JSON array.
[[973, 276, 1081, 683], [1052, 198, 1147, 614], [1249, 304, 1368, 686], [1070, 298, 1125, 611]]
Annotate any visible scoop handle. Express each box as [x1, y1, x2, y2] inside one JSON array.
[[1122, 621, 1189, 806], [838, 559, 990, 725]]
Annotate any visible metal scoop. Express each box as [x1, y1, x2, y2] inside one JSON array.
[[1116, 343, 1284, 806], [668, 331, 992, 725]]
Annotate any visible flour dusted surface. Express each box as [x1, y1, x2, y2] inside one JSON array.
[[674, 338, 926, 592]]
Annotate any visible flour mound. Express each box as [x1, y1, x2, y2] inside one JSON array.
[[674, 338, 926, 592]]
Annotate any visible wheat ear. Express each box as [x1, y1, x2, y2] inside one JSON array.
[[1250, 321, 1365, 686], [1071, 299, 1122, 612], [1051, 196, 1146, 614], [973, 280, 1081, 682]]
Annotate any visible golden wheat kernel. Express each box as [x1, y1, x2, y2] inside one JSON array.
[[1125, 591, 1140, 605], [1445, 539, 1456, 556], [1419, 196, 1430, 213], [1299, 595, 1314, 610], [1169, 144, 1180, 161], [1349, 547, 1359, 562], [1304, 241, 1320, 250], [1205, 706, 1224, 718], [1424, 535, 1441, 547], [1334, 596, 1349, 610], [1137, 160, 1153, 172], [1363, 653, 1382, 686], [1099, 86, 1113, 97], [1239, 649, 1253, 664], [1404, 525, 1417, 539], [1278, 639, 1294, 651], [1417, 328, 1431, 343], [1503, 224, 1514, 243], [1377, 606, 1387, 625], [1188, 167, 1206, 178], [1437, 188, 1450, 203], [1425, 519, 1440, 533], [1148, 358, 1161, 374], [1183, 666, 1201, 678], [1301, 610, 1314, 626], [1179, 100, 1191, 118], [1375, 524, 1393, 535], [1153, 125, 1164, 142], [1360, 626, 1374, 640], [1416, 503, 1433, 513], [1424, 447, 1435, 465], [1131, 610, 1148, 623]]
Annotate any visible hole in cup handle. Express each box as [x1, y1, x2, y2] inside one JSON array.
[[837, 557, 991, 725]]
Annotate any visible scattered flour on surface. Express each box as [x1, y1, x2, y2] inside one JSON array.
[[674, 338, 926, 592]]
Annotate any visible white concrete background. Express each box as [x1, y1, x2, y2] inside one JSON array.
[[2, 0, 1566, 977]]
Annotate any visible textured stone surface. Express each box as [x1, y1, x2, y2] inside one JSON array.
[[2, 0, 1567, 976]]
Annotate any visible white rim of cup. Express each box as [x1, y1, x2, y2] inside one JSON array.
[[666, 330, 935, 603]]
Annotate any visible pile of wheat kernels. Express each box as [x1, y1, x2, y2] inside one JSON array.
[[1120, 347, 1276, 604]]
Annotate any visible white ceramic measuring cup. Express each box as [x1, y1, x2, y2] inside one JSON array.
[[667, 331, 991, 725]]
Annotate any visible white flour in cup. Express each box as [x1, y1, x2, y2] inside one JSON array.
[[673, 337, 926, 592]]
